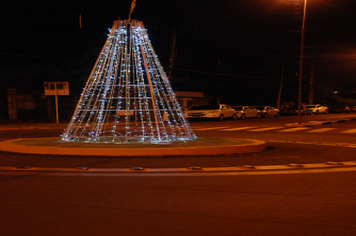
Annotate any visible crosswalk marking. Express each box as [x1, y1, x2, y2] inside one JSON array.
[[308, 128, 336, 133], [340, 129, 356, 134], [219, 127, 254, 131], [194, 127, 229, 131], [248, 127, 282, 132], [193, 126, 356, 133], [278, 127, 309, 132]]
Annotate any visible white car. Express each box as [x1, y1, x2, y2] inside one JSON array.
[[232, 106, 261, 120], [184, 104, 237, 121], [303, 104, 329, 114], [254, 106, 279, 118]]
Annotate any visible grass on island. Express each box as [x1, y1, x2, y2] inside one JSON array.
[[13, 137, 254, 149]]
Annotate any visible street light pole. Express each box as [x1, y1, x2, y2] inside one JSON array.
[[297, 0, 307, 124]]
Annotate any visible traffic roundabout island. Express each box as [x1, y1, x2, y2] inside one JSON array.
[[0, 137, 266, 157]]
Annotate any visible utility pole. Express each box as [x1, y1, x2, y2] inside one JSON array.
[[277, 67, 284, 110], [79, 15, 82, 28], [168, 28, 177, 80], [297, 0, 307, 124], [308, 66, 314, 105]]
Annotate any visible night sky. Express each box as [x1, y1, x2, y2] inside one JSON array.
[[1, 0, 356, 106]]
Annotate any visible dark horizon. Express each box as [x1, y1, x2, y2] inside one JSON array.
[[1, 0, 356, 107]]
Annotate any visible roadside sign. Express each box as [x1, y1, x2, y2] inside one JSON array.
[[44, 81, 69, 96], [44, 82, 70, 124]]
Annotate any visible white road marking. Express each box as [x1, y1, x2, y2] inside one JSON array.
[[193, 127, 229, 131], [278, 127, 309, 132], [1, 140, 356, 177], [308, 128, 336, 133], [248, 127, 282, 132], [340, 129, 356, 133], [219, 127, 254, 131], [1, 165, 356, 177]]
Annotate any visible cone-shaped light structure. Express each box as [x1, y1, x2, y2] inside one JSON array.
[[62, 19, 196, 144]]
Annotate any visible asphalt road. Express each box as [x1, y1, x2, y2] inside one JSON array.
[[1, 113, 356, 236]]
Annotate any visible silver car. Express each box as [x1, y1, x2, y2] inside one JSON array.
[[254, 106, 279, 118], [232, 106, 261, 120], [184, 104, 237, 121]]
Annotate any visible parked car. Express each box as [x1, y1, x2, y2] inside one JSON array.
[[253, 106, 279, 118], [184, 104, 237, 121], [349, 106, 356, 112], [303, 104, 329, 114], [232, 106, 261, 120], [329, 105, 351, 113], [280, 105, 312, 116]]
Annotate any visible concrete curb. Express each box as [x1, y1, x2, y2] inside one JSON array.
[[0, 138, 266, 157]]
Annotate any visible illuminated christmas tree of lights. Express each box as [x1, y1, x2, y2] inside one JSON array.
[[61, 19, 197, 144]]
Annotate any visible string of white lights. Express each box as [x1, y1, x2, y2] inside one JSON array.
[[61, 19, 196, 144]]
